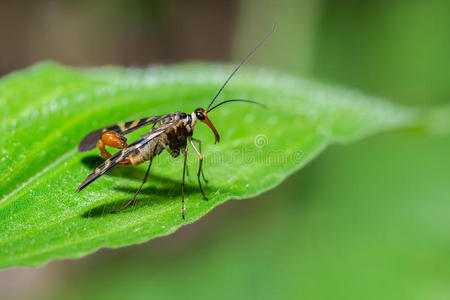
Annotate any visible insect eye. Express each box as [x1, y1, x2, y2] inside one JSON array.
[[196, 112, 205, 120]]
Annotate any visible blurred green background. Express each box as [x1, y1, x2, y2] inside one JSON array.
[[1, 0, 449, 299]]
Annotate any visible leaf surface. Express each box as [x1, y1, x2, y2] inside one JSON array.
[[0, 62, 429, 268]]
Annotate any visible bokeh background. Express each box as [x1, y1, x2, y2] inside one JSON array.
[[1, 0, 449, 299]]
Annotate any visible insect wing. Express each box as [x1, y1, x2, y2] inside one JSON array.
[[76, 121, 179, 192], [78, 114, 172, 152]]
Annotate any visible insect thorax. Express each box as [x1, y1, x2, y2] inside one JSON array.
[[135, 112, 193, 162], [167, 115, 193, 152]]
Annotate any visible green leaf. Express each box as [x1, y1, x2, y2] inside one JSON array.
[[0, 62, 441, 269]]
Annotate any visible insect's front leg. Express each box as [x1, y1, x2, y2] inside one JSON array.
[[191, 137, 208, 183], [189, 137, 208, 202], [97, 131, 132, 165]]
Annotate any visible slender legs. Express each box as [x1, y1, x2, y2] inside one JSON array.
[[191, 138, 208, 183], [166, 139, 209, 219], [189, 137, 208, 201], [106, 137, 208, 219], [111, 159, 153, 213]]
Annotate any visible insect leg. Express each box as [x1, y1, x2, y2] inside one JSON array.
[[189, 137, 208, 201], [111, 159, 152, 213], [191, 137, 208, 183], [158, 140, 190, 176], [181, 148, 188, 219]]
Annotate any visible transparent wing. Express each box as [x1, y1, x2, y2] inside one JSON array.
[[78, 114, 172, 152], [76, 121, 179, 192]]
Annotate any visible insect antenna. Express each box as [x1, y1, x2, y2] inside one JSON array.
[[207, 99, 266, 112], [206, 24, 276, 111]]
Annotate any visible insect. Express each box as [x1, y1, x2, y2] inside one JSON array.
[[76, 27, 274, 218]]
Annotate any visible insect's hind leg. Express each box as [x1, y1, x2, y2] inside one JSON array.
[[111, 159, 153, 214]]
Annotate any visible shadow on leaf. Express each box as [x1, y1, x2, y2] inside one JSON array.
[[81, 184, 207, 218], [81, 155, 104, 169], [81, 155, 183, 184]]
